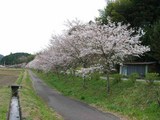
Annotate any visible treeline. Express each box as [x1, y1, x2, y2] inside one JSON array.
[[96, 0, 160, 62], [0, 54, 3, 61], [0, 52, 35, 65]]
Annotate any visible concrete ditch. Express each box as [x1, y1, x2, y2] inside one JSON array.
[[7, 85, 22, 120]]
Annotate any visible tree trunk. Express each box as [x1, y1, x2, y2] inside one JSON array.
[[71, 69, 75, 81], [106, 72, 110, 94], [56, 68, 60, 80], [83, 75, 87, 88], [82, 63, 87, 89]]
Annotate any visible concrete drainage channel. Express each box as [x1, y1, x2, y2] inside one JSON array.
[[7, 85, 22, 120]]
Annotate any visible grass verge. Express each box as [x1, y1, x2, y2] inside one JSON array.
[[35, 71, 160, 120], [0, 87, 10, 120], [19, 70, 62, 120]]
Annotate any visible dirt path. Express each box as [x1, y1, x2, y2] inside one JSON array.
[[29, 70, 120, 120]]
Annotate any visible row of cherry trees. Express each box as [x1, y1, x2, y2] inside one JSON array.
[[27, 20, 150, 93]]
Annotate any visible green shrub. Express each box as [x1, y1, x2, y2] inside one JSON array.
[[112, 74, 122, 84], [81, 96, 85, 100], [129, 73, 139, 83], [145, 73, 159, 85]]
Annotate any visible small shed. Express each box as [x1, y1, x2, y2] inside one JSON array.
[[120, 62, 158, 77]]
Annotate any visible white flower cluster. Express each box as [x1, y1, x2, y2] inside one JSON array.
[[75, 66, 102, 77]]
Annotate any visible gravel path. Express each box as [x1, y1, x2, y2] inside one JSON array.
[[29, 70, 120, 120]]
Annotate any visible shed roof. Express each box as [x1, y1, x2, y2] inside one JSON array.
[[123, 62, 156, 65]]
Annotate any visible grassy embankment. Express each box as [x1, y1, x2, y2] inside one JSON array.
[[35, 71, 160, 120], [0, 68, 62, 120]]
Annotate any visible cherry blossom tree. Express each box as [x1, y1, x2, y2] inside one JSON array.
[[75, 21, 150, 93], [27, 51, 53, 72], [49, 35, 74, 76], [51, 22, 92, 87]]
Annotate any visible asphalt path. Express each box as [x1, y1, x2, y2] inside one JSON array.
[[29, 70, 120, 120]]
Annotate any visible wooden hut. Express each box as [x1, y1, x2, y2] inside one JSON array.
[[120, 62, 159, 77]]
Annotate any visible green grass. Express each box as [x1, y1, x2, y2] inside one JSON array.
[[35, 71, 160, 120], [0, 87, 10, 119], [16, 69, 25, 84], [19, 70, 62, 120]]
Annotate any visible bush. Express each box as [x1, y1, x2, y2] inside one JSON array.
[[112, 74, 122, 84], [145, 73, 159, 85], [129, 73, 139, 83]]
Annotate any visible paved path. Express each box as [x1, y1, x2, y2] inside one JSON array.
[[29, 70, 120, 120]]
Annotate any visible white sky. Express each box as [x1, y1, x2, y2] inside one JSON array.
[[0, 0, 106, 56]]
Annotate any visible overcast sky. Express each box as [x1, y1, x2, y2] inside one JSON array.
[[0, 0, 106, 56]]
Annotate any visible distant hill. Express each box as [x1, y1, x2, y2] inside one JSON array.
[[0, 54, 4, 61], [0, 52, 35, 65]]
